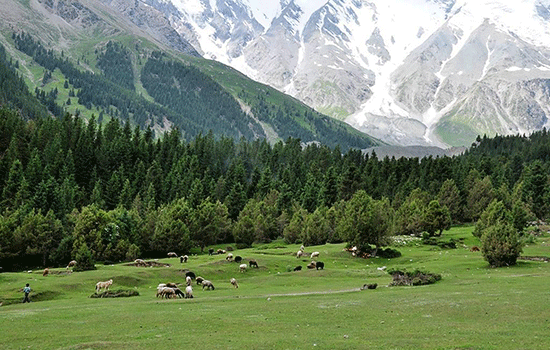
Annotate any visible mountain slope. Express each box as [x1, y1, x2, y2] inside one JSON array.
[[0, 0, 379, 151], [146, 0, 550, 147]]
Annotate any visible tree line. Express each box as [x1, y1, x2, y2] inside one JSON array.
[[0, 104, 547, 270]]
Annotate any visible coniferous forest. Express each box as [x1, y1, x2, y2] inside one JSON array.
[[1, 103, 550, 270], [1, 32, 550, 271]]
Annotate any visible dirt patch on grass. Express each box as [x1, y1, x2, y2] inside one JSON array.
[[125, 261, 171, 267]]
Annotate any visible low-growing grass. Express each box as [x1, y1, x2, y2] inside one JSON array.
[[1, 225, 549, 349]]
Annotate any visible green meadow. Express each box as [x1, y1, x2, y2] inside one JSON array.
[[2, 226, 550, 350]]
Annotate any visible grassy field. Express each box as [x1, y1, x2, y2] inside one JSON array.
[[1, 226, 550, 349]]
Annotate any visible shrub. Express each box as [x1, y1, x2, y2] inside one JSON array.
[[481, 222, 523, 267], [377, 247, 402, 258], [387, 268, 442, 286], [73, 243, 96, 271]]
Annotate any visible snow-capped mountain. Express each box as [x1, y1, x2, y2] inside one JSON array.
[[105, 0, 550, 146]]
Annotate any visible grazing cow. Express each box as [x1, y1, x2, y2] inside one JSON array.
[[239, 264, 247, 272], [202, 280, 215, 290], [185, 285, 193, 298], [43, 268, 49, 276], [230, 278, 239, 288], [315, 261, 325, 270], [208, 248, 215, 255], [293, 266, 302, 271], [249, 259, 258, 268], [234, 256, 242, 263], [310, 252, 320, 259], [167, 252, 178, 258], [180, 255, 188, 263], [185, 271, 196, 280], [95, 279, 113, 293], [66, 260, 77, 269]]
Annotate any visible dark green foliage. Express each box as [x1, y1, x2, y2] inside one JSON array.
[[141, 54, 261, 140], [90, 289, 139, 298], [73, 242, 96, 271], [97, 41, 135, 90], [0, 43, 49, 118], [481, 222, 523, 267], [387, 269, 442, 286]]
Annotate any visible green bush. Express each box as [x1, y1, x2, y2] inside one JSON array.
[[481, 222, 523, 267]]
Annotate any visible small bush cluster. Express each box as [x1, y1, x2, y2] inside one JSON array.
[[90, 289, 140, 298], [376, 248, 402, 258], [387, 269, 442, 286], [422, 234, 462, 249]]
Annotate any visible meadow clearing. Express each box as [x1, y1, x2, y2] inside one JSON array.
[[1, 225, 549, 350]]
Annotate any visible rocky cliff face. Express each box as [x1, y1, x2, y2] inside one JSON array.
[[140, 0, 550, 146], [10, 0, 550, 147]]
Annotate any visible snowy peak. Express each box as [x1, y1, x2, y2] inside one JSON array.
[[118, 0, 550, 146]]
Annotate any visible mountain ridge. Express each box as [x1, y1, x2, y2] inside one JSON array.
[[149, 0, 550, 147]]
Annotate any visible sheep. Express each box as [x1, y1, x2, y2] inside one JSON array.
[[217, 249, 226, 255], [173, 287, 185, 298], [470, 246, 480, 252], [156, 285, 167, 297], [42, 268, 49, 276], [134, 259, 146, 266], [296, 250, 304, 258], [167, 252, 178, 258], [249, 259, 258, 268], [208, 248, 214, 255], [66, 260, 76, 269], [185, 285, 193, 298], [180, 255, 188, 263], [166, 282, 178, 288], [186, 276, 192, 286], [160, 287, 176, 299], [185, 271, 196, 280], [293, 266, 302, 271], [310, 252, 320, 259], [230, 278, 239, 288], [196, 276, 205, 285], [226, 253, 234, 262], [307, 261, 317, 269], [234, 256, 242, 263], [315, 261, 325, 270], [239, 263, 247, 272], [202, 280, 215, 290], [95, 279, 113, 293], [300, 245, 305, 252]]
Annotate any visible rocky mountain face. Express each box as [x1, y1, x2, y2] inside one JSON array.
[[132, 0, 550, 147]]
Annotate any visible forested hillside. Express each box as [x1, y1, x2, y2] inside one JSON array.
[[0, 103, 548, 270], [2, 32, 378, 150]]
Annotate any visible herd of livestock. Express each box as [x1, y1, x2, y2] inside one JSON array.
[[42, 245, 325, 299]]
